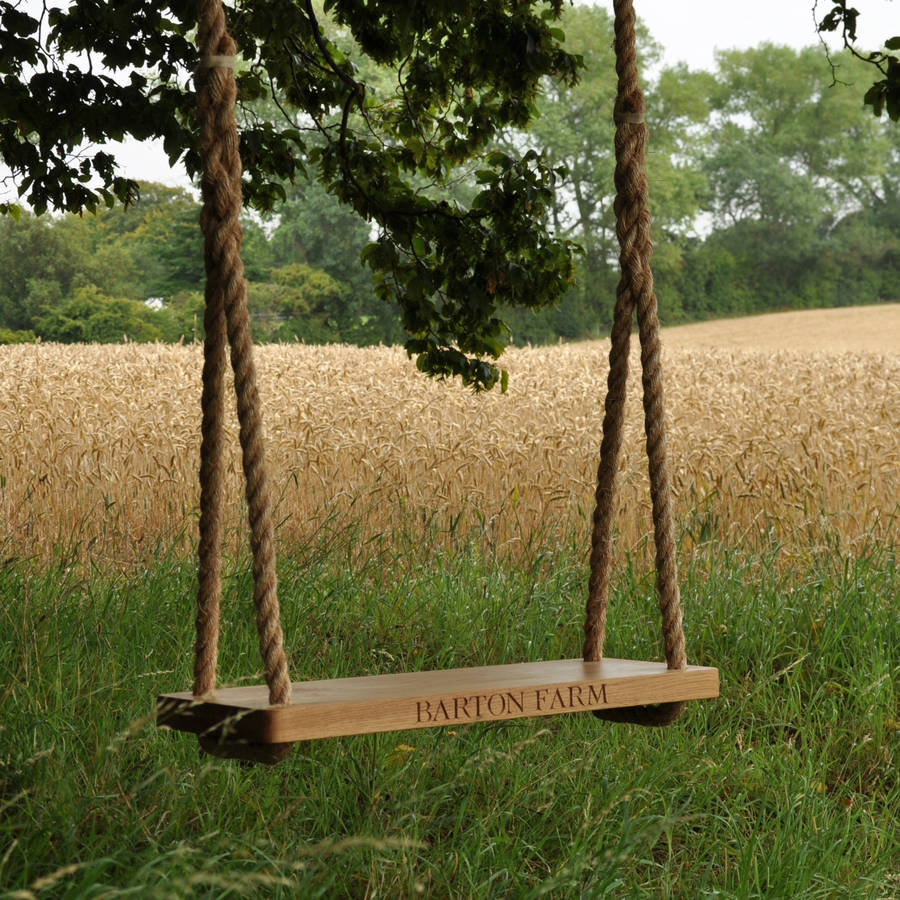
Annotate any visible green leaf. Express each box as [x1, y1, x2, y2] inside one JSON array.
[[471, 190, 492, 211], [864, 83, 886, 117], [411, 235, 427, 256], [3, 8, 37, 37], [885, 36, 900, 51], [886, 91, 900, 121]]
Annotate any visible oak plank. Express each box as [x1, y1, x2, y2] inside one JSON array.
[[157, 657, 719, 743]]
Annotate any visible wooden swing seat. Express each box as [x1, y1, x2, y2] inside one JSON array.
[[163, 0, 718, 766], [158, 657, 718, 744]]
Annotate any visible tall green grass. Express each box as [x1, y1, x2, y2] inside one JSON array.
[[2, 529, 898, 898]]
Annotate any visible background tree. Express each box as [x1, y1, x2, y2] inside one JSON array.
[[494, 5, 709, 341], [686, 44, 896, 315], [33, 283, 170, 343], [0, 212, 88, 332], [248, 262, 349, 343], [266, 177, 403, 344]]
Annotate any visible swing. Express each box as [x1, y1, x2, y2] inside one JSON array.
[[156, 0, 719, 764]]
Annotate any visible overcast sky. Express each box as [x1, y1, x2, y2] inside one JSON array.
[[11, 0, 900, 191], [593, 0, 897, 71]]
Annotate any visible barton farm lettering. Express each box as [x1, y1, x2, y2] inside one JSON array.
[[416, 682, 609, 724]]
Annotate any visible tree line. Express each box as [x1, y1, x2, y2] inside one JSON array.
[[1, 6, 897, 350], [0, 179, 404, 347]]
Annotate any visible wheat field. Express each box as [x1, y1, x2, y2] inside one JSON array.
[[2, 305, 898, 569], [663, 303, 900, 353]]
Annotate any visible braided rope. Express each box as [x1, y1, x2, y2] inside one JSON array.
[[583, 0, 686, 726], [192, 227, 226, 697], [194, 0, 291, 709]]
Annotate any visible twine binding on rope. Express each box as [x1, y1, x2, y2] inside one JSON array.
[[583, 0, 687, 727], [199, 54, 238, 69]]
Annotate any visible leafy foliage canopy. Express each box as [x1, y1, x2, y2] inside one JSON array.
[[0, 0, 581, 388]]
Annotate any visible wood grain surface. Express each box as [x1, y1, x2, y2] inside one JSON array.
[[158, 658, 719, 743]]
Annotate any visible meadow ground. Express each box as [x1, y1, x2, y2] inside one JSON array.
[[2, 305, 898, 897]]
